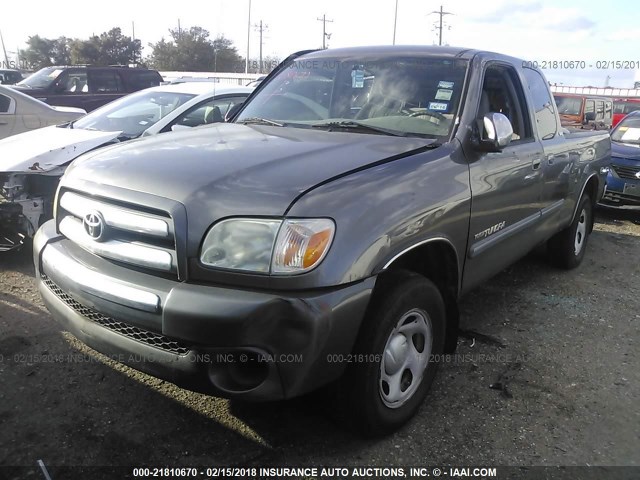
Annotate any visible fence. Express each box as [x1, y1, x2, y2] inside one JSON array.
[[550, 85, 640, 98]]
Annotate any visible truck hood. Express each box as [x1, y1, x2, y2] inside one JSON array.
[[66, 123, 435, 233], [0, 126, 121, 173], [611, 140, 640, 160]]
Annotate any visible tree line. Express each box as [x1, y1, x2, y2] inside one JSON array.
[[19, 26, 279, 73]]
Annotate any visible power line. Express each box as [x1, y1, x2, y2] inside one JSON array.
[[316, 14, 333, 49]]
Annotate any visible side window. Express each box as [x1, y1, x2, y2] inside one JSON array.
[[0, 93, 15, 114], [129, 71, 162, 90], [595, 100, 605, 121], [56, 71, 89, 93], [90, 71, 124, 93], [584, 100, 595, 114], [522, 68, 557, 140], [173, 96, 247, 127], [478, 64, 533, 142], [605, 101, 612, 117]]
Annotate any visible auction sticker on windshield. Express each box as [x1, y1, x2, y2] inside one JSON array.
[[438, 80, 454, 89], [435, 89, 453, 101], [429, 102, 448, 111]]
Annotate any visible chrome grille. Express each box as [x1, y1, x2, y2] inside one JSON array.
[[42, 274, 190, 356], [58, 191, 177, 274], [612, 164, 640, 180]]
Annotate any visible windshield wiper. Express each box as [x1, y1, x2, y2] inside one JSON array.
[[311, 120, 407, 137], [237, 117, 285, 127]]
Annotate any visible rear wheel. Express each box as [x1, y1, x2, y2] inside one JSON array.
[[339, 271, 445, 436], [548, 194, 592, 269]]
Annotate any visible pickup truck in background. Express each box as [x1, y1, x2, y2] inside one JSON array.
[[34, 46, 611, 435]]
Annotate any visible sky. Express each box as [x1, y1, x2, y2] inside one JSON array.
[[1, 0, 638, 87]]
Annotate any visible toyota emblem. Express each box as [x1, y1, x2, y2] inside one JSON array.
[[83, 210, 106, 241], [636, 171, 640, 180]]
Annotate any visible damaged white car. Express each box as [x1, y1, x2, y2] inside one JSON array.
[[0, 82, 253, 250]]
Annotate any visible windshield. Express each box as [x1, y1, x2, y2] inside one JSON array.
[[554, 96, 582, 116], [236, 55, 469, 139], [72, 89, 196, 138], [17, 67, 64, 89], [611, 116, 640, 144]]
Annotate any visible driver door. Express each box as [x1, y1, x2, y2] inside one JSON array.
[[462, 63, 545, 291]]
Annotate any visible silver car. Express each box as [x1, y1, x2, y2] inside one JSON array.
[[0, 85, 85, 140]]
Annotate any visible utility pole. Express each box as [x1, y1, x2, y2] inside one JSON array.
[[132, 21, 137, 65], [0, 30, 9, 69], [316, 14, 333, 49], [429, 5, 453, 46], [392, 0, 399, 45], [253, 20, 268, 73], [177, 19, 182, 39], [245, 0, 252, 74]]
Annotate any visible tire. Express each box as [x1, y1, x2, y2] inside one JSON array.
[[338, 271, 446, 436], [548, 194, 592, 269]]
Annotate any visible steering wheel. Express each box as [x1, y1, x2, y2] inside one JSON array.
[[407, 110, 447, 121]]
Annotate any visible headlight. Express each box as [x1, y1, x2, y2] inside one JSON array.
[[200, 218, 335, 274], [200, 218, 281, 273]]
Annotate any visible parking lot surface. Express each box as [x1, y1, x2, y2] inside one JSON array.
[[0, 210, 638, 477]]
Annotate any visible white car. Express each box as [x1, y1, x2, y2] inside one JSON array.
[[0, 82, 253, 249], [0, 85, 85, 140]]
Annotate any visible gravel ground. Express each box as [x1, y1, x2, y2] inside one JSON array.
[[0, 208, 638, 479]]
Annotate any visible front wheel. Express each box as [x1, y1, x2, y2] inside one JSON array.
[[548, 194, 592, 269], [339, 271, 446, 436]]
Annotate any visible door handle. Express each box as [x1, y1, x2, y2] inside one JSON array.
[[532, 158, 542, 170]]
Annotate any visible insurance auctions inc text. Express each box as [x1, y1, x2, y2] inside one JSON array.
[[194, 466, 499, 478]]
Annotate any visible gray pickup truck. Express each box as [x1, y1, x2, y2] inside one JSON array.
[[34, 46, 610, 435]]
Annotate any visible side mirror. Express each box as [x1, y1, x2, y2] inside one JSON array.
[[475, 112, 513, 152], [584, 111, 596, 123], [225, 102, 244, 122], [170, 124, 191, 132]]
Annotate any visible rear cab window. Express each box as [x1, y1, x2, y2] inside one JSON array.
[[523, 68, 557, 140]]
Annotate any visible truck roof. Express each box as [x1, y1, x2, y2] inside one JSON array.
[[297, 45, 533, 70]]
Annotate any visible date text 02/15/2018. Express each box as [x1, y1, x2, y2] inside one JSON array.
[[522, 60, 640, 70]]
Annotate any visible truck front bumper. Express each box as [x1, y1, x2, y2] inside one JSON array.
[[34, 220, 374, 400]]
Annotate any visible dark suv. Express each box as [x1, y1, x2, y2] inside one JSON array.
[[12, 66, 163, 111], [0, 69, 24, 85]]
